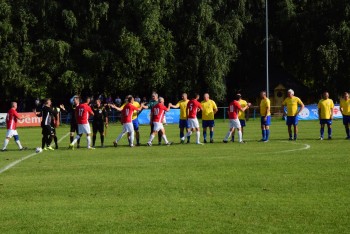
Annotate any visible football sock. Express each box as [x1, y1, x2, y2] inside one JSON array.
[[2, 139, 9, 150], [92, 135, 96, 146], [162, 135, 169, 144], [148, 134, 155, 143], [15, 140, 23, 149], [210, 131, 214, 140], [238, 131, 242, 142], [224, 131, 232, 141], [180, 132, 184, 139], [294, 134, 297, 139], [346, 127, 350, 137], [231, 135, 235, 142], [54, 136, 58, 147], [186, 131, 192, 138], [320, 127, 324, 138], [136, 137, 140, 144], [72, 135, 81, 145], [187, 135, 191, 141], [266, 129, 270, 140], [47, 136, 53, 146], [42, 137, 46, 148], [203, 131, 207, 140], [87, 136, 91, 148], [262, 130, 266, 140], [70, 136, 74, 143], [328, 127, 332, 137], [289, 133, 292, 139], [196, 131, 200, 143], [116, 132, 125, 142], [158, 132, 162, 143], [130, 132, 134, 145], [101, 135, 104, 145]]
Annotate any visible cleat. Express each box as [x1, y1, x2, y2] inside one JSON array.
[[262, 140, 269, 143], [231, 139, 234, 142], [238, 141, 246, 144], [113, 141, 118, 147], [1, 149, 7, 152], [328, 136, 332, 140], [68, 144, 74, 150], [158, 142, 161, 145], [346, 136, 350, 140], [210, 139, 214, 143], [20, 147, 28, 151], [55, 145, 58, 149], [196, 142, 204, 145], [47, 146, 55, 151], [166, 141, 173, 146], [130, 144, 134, 147], [44, 147, 48, 151], [223, 140, 228, 143], [258, 139, 266, 142], [77, 144, 80, 149], [180, 139, 185, 144], [88, 147, 96, 150], [147, 142, 152, 146], [288, 137, 293, 141], [204, 139, 207, 143], [319, 137, 323, 141], [136, 143, 141, 146], [186, 140, 190, 144]]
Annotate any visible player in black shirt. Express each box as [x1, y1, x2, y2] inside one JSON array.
[[61, 96, 81, 148], [36, 98, 57, 150], [92, 99, 108, 147]]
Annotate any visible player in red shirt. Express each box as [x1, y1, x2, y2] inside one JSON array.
[[69, 96, 95, 149], [147, 97, 172, 146], [223, 94, 250, 143], [110, 96, 145, 147], [182, 94, 203, 144], [2, 102, 27, 151]]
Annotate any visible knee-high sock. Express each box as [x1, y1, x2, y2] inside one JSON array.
[[101, 135, 104, 145], [47, 135, 53, 146], [162, 135, 169, 144], [130, 132, 134, 145], [72, 135, 81, 145], [346, 127, 350, 137], [328, 127, 332, 137], [203, 131, 207, 140], [2, 139, 9, 150], [42, 137, 46, 148], [196, 131, 200, 143], [320, 127, 324, 138], [87, 136, 91, 148], [265, 129, 270, 140], [54, 136, 58, 147], [116, 132, 125, 143], [224, 131, 232, 141], [262, 130, 266, 140], [148, 134, 155, 143], [238, 131, 243, 142], [70, 135, 74, 143], [92, 135, 96, 146], [185, 131, 192, 138], [15, 140, 23, 149], [210, 131, 214, 139], [158, 131, 162, 143]]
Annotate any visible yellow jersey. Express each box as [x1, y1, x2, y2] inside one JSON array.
[[121, 101, 140, 120], [238, 100, 248, 120], [282, 96, 304, 116], [201, 100, 217, 120], [260, 98, 271, 116], [174, 100, 189, 120], [318, 99, 334, 119], [340, 99, 350, 115]]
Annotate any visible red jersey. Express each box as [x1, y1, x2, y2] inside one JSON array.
[[187, 99, 202, 119], [122, 103, 139, 123], [76, 103, 94, 124], [6, 108, 20, 130], [152, 103, 168, 123], [228, 100, 242, 119]]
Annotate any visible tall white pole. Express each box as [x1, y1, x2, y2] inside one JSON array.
[[265, 0, 269, 98]]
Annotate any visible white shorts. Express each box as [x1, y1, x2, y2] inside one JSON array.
[[122, 123, 134, 133], [229, 119, 241, 129], [188, 118, 200, 128], [6, 130, 18, 138], [78, 124, 91, 134], [153, 122, 164, 132]]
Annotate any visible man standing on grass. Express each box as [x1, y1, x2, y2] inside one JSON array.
[[340, 92, 350, 139], [120, 95, 142, 146], [111, 96, 145, 147], [223, 94, 250, 143], [318, 91, 334, 140], [1, 102, 27, 152], [232, 93, 250, 142], [69, 96, 95, 149], [169, 93, 190, 143], [143, 92, 163, 145], [282, 89, 305, 140], [147, 97, 172, 146], [182, 94, 203, 145], [259, 91, 271, 142], [92, 99, 108, 148], [201, 93, 218, 143]]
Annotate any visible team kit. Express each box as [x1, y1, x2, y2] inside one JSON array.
[[2, 90, 350, 151]]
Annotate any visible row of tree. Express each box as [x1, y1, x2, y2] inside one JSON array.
[[1, 0, 350, 109]]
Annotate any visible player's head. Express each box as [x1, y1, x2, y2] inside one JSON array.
[[127, 95, 134, 103], [260, 91, 267, 99], [11, 102, 17, 109], [203, 93, 209, 101], [193, 93, 200, 100], [151, 92, 158, 100], [235, 93, 242, 101], [159, 97, 164, 103], [73, 96, 80, 105], [96, 99, 101, 106], [44, 98, 52, 107], [287, 89, 294, 97], [343, 92, 349, 99], [322, 91, 329, 99], [182, 93, 188, 100]]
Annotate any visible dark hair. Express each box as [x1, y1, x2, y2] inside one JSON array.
[[128, 96, 133, 102]]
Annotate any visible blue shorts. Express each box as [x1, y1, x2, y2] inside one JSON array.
[[261, 116, 271, 126], [343, 115, 350, 125], [132, 119, 139, 131], [286, 116, 298, 126], [202, 120, 215, 128], [320, 119, 332, 125], [239, 120, 246, 127], [179, 119, 189, 129]]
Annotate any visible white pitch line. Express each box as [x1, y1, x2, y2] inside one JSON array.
[[259, 140, 311, 154], [0, 132, 69, 175]]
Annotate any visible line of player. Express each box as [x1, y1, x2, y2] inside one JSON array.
[[1, 91, 350, 151]]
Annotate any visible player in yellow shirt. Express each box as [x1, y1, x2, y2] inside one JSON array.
[[232, 93, 250, 142], [340, 92, 350, 139], [259, 91, 271, 142], [282, 89, 304, 140], [201, 93, 218, 143], [318, 91, 334, 140], [120, 95, 142, 145], [169, 93, 190, 143]]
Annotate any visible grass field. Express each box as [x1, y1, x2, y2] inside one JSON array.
[[0, 119, 349, 233]]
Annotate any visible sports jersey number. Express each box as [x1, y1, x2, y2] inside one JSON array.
[[154, 108, 159, 115], [189, 104, 193, 111], [78, 108, 84, 116], [125, 109, 129, 116], [229, 105, 234, 112]]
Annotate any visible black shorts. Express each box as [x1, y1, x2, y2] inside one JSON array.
[[70, 123, 78, 133], [42, 125, 54, 136], [93, 122, 104, 134]]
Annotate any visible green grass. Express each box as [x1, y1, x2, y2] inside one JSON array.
[[0, 119, 349, 233]]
